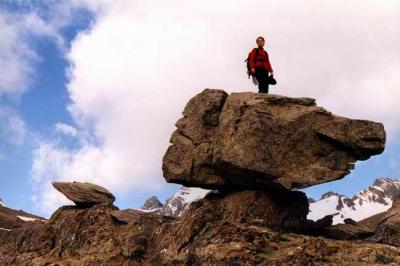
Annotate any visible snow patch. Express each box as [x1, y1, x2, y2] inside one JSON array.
[[0, 199, 6, 207], [140, 186, 210, 217], [17, 215, 37, 222], [176, 187, 210, 204], [139, 207, 163, 213]]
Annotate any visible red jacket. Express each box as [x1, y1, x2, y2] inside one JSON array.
[[249, 48, 273, 73]]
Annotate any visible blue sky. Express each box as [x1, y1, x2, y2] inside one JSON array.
[[0, 0, 399, 217]]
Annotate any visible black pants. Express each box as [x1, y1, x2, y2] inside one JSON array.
[[254, 67, 270, 93]]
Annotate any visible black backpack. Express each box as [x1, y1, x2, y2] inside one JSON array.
[[244, 48, 259, 78]]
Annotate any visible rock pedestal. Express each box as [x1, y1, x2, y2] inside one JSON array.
[[183, 189, 309, 231]]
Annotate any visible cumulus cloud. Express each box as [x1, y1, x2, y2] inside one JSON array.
[[31, 0, 400, 215], [0, 7, 61, 97], [0, 11, 37, 95], [0, 0, 107, 96]]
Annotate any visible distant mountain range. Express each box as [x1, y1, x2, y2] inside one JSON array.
[[141, 178, 400, 225], [140, 186, 210, 216], [308, 177, 400, 224]]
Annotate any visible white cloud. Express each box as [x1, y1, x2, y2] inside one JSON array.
[[31, 0, 400, 215], [30, 142, 74, 212], [0, 0, 106, 95], [0, 107, 27, 146], [0, 11, 37, 95], [54, 123, 78, 137]]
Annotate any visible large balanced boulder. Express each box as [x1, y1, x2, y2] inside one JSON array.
[[52, 181, 115, 207], [163, 89, 385, 190]]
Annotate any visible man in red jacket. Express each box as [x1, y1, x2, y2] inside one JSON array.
[[249, 36, 274, 93]]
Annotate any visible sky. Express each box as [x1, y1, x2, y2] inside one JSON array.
[[0, 0, 399, 217]]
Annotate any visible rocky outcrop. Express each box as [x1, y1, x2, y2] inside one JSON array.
[[1, 196, 400, 265], [0, 89, 391, 265], [163, 89, 385, 190], [183, 189, 309, 231], [371, 196, 400, 246], [52, 181, 115, 207], [154, 194, 399, 265], [359, 212, 386, 231]]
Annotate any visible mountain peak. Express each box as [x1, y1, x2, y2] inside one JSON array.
[[321, 192, 342, 200], [372, 177, 400, 190], [141, 196, 163, 211], [140, 186, 210, 217]]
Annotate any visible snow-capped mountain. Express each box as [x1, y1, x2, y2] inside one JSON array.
[[0, 198, 6, 207], [142, 178, 400, 223], [140, 186, 210, 217], [308, 178, 400, 224]]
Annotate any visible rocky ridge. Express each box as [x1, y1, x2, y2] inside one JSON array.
[[0, 199, 46, 231], [1, 89, 398, 266], [371, 194, 400, 246]]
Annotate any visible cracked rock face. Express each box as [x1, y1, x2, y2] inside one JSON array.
[[162, 89, 385, 190]]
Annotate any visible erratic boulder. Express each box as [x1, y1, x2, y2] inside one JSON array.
[[163, 89, 385, 190], [52, 181, 115, 207]]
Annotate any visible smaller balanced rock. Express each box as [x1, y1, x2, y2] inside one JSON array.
[[52, 181, 115, 207]]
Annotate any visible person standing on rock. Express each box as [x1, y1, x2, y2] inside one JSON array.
[[248, 36, 274, 93]]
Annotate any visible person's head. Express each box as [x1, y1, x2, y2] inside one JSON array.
[[256, 36, 265, 48]]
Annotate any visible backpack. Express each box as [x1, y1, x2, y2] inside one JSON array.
[[244, 48, 259, 78]]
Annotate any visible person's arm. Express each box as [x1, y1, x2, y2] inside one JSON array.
[[265, 51, 273, 74]]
